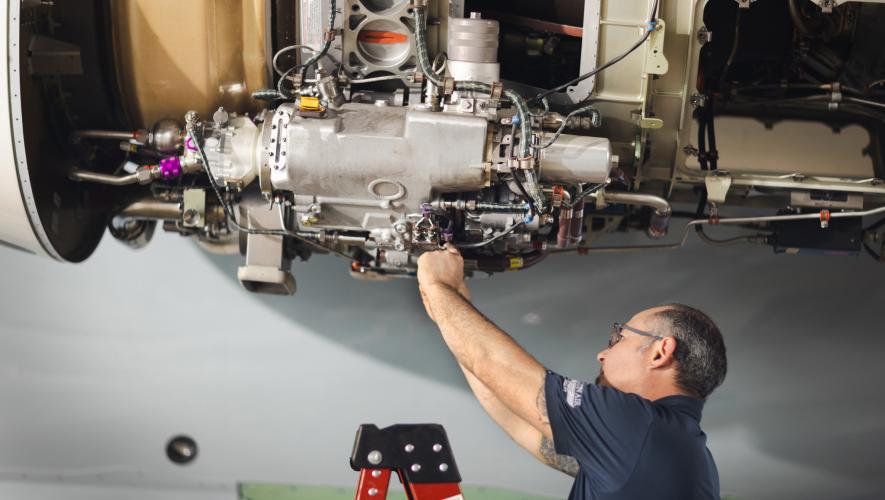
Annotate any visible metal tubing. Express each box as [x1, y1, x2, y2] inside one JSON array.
[[118, 200, 182, 220], [69, 169, 140, 186], [603, 192, 672, 215], [72, 130, 136, 141], [553, 205, 885, 254]]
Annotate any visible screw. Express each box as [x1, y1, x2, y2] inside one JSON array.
[[404, 444, 415, 453], [411, 464, 421, 472], [368, 487, 378, 496], [371, 470, 382, 478], [439, 463, 449, 472], [432, 444, 442, 452], [367, 450, 382, 465]]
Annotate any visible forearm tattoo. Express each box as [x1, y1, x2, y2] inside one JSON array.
[[536, 384, 550, 427], [539, 435, 580, 477]]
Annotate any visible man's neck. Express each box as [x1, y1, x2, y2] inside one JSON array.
[[639, 383, 693, 402]]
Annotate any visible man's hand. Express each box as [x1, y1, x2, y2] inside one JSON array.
[[417, 244, 470, 321]]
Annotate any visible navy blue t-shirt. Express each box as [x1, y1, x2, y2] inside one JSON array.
[[545, 371, 720, 499]]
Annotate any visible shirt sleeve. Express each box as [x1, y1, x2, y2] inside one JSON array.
[[544, 370, 654, 490]]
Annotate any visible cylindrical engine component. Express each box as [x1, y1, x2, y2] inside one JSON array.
[[447, 14, 500, 85], [648, 210, 672, 239], [267, 103, 489, 230], [539, 135, 614, 184], [567, 199, 585, 246], [557, 206, 573, 248], [203, 116, 261, 188], [118, 200, 183, 220], [448, 14, 499, 63]]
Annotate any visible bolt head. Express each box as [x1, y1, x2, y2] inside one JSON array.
[[404, 444, 415, 453], [411, 463, 421, 472], [371, 470, 382, 478], [432, 444, 442, 452], [439, 463, 449, 472], [368, 487, 378, 496], [367, 450, 383, 465]]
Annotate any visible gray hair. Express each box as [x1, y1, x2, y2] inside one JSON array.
[[654, 304, 727, 399]]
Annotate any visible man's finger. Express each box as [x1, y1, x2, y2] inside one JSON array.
[[444, 243, 460, 255]]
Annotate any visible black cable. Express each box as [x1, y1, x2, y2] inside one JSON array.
[[569, 182, 609, 209], [706, 101, 718, 171], [528, 0, 659, 105], [697, 107, 709, 171], [510, 171, 538, 216]]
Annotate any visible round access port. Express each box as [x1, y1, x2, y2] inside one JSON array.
[[360, 0, 407, 14], [356, 19, 411, 67]]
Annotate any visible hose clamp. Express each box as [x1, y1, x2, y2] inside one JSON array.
[[490, 82, 504, 101], [442, 77, 455, 96]]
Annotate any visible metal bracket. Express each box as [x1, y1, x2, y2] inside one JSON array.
[[442, 77, 455, 96], [644, 19, 668, 75], [489, 82, 504, 101], [182, 189, 207, 228], [704, 173, 733, 205], [639, 117, 664, 129]]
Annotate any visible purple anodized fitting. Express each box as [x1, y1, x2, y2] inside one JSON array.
[[159, 156, 183, 179]]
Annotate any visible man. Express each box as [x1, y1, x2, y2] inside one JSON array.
[[417, 244, 727, 499]]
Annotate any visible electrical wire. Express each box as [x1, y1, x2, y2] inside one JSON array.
[[272, 45, 316, 77], [569, 181, 609, 209], [528, 97, 550, 118], [536, 104, 600, 149], [456, 220, 526, 249], [298, 0, 336, 80], [695, 225, 768, 247], [528, 0, 659, 105], [349, 73, 414, 84]]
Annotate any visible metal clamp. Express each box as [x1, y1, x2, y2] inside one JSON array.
[[490, 82, 504, 101], [442, 77, 455, 96], [324, 29, 339, 42]]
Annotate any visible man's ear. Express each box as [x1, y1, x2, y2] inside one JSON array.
[[650, 337, 678, 368]]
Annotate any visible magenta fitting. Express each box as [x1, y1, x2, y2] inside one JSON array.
[[159, 156, 183, 179]]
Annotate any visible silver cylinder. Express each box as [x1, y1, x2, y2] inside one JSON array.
[[448, 16, 500, 64], [118, 200, 182, 220], [539, 135, 614, 184]]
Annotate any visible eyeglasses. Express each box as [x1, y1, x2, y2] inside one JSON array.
[[608, 322, 665, 348]]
